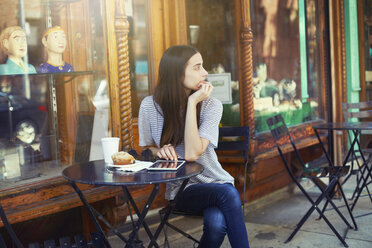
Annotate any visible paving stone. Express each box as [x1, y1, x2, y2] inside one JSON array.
[[109, 173, 372, 248]]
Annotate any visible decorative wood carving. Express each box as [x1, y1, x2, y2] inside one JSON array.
[[338, 0, 347, 164], [239, 0, 254, 134], [240, 28, 254, 132], [318, 0, 331, 122], [340, 0, 347, 106], [239, 0, 256, 158], [115, 0, 133, 150], [328, 0, 347, 165], [329, 0, 346, 123]]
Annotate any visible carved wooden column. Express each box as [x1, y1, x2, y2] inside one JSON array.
[[115, 0, 133, 150], [239, 0, 255, 150], [328, 0, 347, 166], [340, 0, 347, 105]]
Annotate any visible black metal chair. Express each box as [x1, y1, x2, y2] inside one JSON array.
[[0, 203, 104, 248], [215, 126, 250, 212], [266, 114, 356, 247], [159, 126, 250, 248], [0, 233, 6, 248], [0, 203, 23, 248], [342, 101, 372, 203]]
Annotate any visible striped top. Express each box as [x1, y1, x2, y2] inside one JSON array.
[[138, 96, 234, 200]]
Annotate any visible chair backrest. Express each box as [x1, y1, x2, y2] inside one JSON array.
[[215, 126, 250, 162], [266, 114, 306, 176], [0, 233, 6, 248], [342, 101, 372, 149], [0, 237, 6, 248], [342, 101, 372, 120], [0, 203, 24, 248]]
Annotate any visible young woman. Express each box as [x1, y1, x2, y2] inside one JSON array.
[[138, 45, 250, 248]]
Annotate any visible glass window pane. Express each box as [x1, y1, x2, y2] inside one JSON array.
[[306, 0, 325, 120], [129, 0, 150, 117], [363, 0, 372, 101], [185, 0, 240, 126], [251, 0, 323, 133], [0, 0, 111, 188]]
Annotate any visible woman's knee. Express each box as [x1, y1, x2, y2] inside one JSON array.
[[218, 184, 241, 208], [203, 207, 226, 235]]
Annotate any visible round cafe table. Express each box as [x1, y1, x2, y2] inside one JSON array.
[[313, 122, 372, 212], [62, 160, 203, 248]]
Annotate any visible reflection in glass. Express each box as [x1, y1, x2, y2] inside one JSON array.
[[185, 0, 239, 126], [363, 0, 372, 101], [0, 0, 111, 190], [306, 0, 324, 118], [129, 0, 150, 117], [251, 0, 322, 133], [189, 25, 200, 45]]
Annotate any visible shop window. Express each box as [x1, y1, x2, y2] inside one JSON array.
[[251, 0, 326, 133], [128, 0, 150, 117], [185, 0, 240, 127], [362, 0, 372, 101], [0, 0, 112, 188]]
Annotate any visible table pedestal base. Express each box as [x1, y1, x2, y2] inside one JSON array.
[[70, 179, 190, 248]]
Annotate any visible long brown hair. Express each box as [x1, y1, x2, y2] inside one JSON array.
[[153, 45, 202, 147]]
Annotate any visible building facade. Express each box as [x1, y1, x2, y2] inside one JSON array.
[[0, 0, 369, 244]]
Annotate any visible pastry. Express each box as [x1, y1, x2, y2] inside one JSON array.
[[111, 151, 135, 165]]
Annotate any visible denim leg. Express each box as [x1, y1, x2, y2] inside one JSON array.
[[175, 183, 250, 248], [199, 207, 226, 248]]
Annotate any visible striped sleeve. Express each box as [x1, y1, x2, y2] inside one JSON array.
[[198, 97, 222, 148], [138, 96, 155, 147]]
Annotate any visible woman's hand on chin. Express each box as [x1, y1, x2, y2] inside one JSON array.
[[189, 81, 213, 104]]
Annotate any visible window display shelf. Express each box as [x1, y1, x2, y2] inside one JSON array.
[[0, 0, 132, 240], [0, 0, 113, 190], [0, 71, 94, 81]]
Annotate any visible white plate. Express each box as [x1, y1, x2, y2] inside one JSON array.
[[106, 162, 139, 169], [105, 161, 154, 172]]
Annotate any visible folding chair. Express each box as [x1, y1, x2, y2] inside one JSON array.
[[266, 114, 356, 247], [215, 126, 250, 213], [0, 203, 23, 248], [0, 203, 105, 248], [159, 126, 250, 247], [342, 101, 372, 203], [0, 233, 6, 248]]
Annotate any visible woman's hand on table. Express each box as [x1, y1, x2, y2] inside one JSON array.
[[157, 144, 178, 161]]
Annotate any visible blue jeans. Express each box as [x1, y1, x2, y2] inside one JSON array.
[[174, 183, 250, 248]]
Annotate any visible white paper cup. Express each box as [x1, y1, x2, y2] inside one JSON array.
[[101, 137, 120, 164]]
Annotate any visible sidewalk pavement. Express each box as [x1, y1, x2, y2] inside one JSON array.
[[109, 175, 372, 248]]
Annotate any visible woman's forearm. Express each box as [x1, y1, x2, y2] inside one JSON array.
[[184, 99, 208, 161]]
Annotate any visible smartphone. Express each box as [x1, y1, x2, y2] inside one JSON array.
[[147, 160, 185, 171]]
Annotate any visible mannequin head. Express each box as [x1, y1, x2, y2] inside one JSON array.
[[0, 26, 27, 62], [38, 26, 73, 73], [42, 26, 66, 55]]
